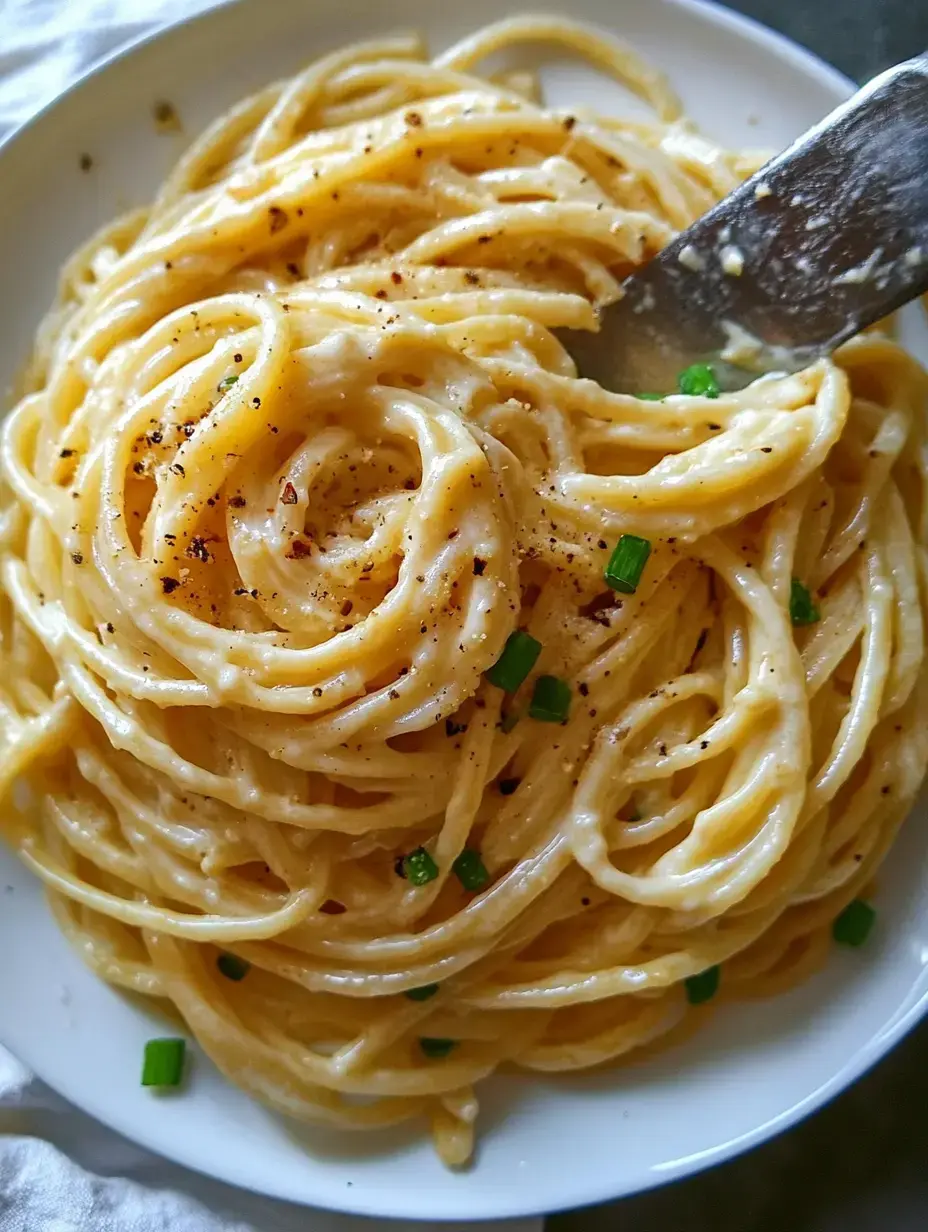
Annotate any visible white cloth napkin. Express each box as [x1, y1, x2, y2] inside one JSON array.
[[0, 3, 540, 1229]]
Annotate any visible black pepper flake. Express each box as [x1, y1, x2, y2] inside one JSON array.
[[447, 529, 459, 540], [170, 463, 185, 477], [71, 553, 83, 565], [269, 206, 289, 232], [161, 576, 180, 594], [60, 448, 76, 459], [473, 557, 487, 576], [477, 234, 492, 244], [498, 777, 521, 796], [581, 896, 591, 907], [149, 430, 163, 444], [340, 599, 353, 616], [153, 100, 180, 131], [578, 682, 589, 697], [563, 115, 577, 131], [391, 271, 403, 285], [464, 271, 480, 285], [404, 110, 423, 126], [234, 353, 243, 364], [132, 461, 145, 475], [389, 688, 401, 700], [597, 539, 607, 550], [312, 687, 323, 698], [761, 446, 773, 453], [281, 482, 298, 505], [187, 537, 211, 563], [252, 397, 261, 408], [700, 740, 709, 750], [445, 719, 467, 737], [286, 262, 301, 277], [106, 622, 114, 633], [659, 743, 667, 756], [79, 153, 93, 172], [707, 423, 721, 431]]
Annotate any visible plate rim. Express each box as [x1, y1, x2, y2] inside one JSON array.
[[4, 0, 925, 1221]]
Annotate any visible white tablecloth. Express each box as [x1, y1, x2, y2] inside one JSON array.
[[0, 3, 541, 1229]]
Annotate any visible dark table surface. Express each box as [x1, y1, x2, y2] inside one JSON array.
[[553, 2, 928, 1230]]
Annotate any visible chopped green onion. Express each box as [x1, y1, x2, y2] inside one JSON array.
[[789, 578, 820, 626], [404, 846, 439, 886], [485, 629, 542, 693], [141, 1037, 186, 1087], [216, 952, 250, 982], [833, 899, 876, 947], [452, 848, 490, 891], [419, 1037, 456, 1058], [678, 363, 720, 398], [405, 983, 440, 1001], [529, 674, 571, 723], [685, 965, 720, 1006], [636, 392, 664, 401], [217, 375, 239, 393], [604, 534, 652, 595]]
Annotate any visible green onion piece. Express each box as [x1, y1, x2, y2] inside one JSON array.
[[405, 983, 440, 1001], [217, 375, 239, 393], [604, 534, 652, 595], [453, 848, 490, 891], [636, 392, 664, 401], [141, 1037, 186, 1087], [685, 965, 720, 1006], [678, 362, 720, 398], [529, 674, 571, 723], [419, 1037, 456, 1058], [485, 629, 542, 693], [216, 952, 250, 982], [404, 846, 439, 886], [789, 578, 820, 626], [833, 899, 876, 947]]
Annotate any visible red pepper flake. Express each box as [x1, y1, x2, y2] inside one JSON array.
[[287, 539, 312, 559], [161, 576, 180, 594], [391, 271, 403, 285], [269, 206, 289, 232], [281, 482, 298, 505], [340, 599, 353, 616], [375, 289, 388, 300], [404, 110, 423, 127]]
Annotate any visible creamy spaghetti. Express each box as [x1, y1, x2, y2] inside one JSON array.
[[2, 16, 927, 1165]]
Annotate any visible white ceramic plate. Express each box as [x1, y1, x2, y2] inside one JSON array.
[[1, 0, 926, 1221]]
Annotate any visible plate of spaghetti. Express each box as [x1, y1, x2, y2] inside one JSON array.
[[1, 0, 927, 1220]]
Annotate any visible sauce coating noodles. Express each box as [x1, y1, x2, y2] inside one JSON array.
[[2, 17, 927, 1164]]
